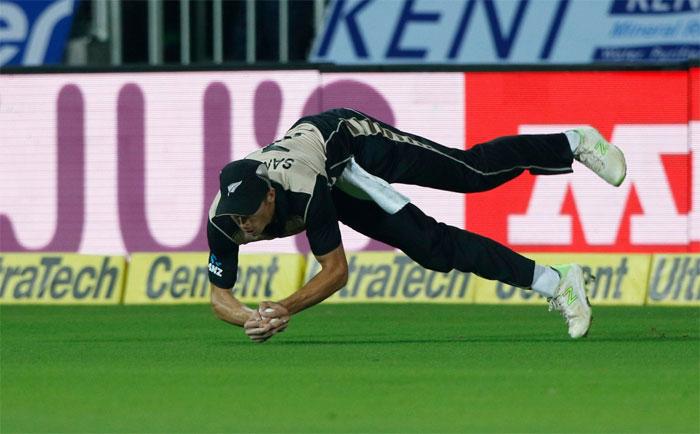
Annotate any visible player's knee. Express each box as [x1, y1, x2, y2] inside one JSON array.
[[409, 226, 457, 272]]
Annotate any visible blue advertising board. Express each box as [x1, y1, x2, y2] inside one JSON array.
[[0, 0, 78, 66], [310, 0, 700, 64]]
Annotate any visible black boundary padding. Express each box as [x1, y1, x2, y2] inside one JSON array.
[[1, 59, 698, 75]]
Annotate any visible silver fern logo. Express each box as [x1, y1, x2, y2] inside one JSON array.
[[227, 181, 242, 196]]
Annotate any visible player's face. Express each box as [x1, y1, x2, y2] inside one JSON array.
[[231, 188, 276, 236]]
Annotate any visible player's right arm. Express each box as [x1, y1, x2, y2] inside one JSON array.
[[210, 283, 254, 327], [207, 220, 253, 327]]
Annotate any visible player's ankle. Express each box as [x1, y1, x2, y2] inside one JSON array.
[[530, 264, 559, 298], [564, 130, 581, 154]]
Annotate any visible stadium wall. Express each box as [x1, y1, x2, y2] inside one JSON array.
[[1, 65, 698, 305]]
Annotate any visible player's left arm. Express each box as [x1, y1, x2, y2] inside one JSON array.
[[256, 175, 347, 322], [250, 243, 347, 343], [277, 243, 348, 315]]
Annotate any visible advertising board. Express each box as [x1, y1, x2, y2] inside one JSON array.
[[0, 0, 78, 66], [465, 70, 698, 253], [1, 69, 697, 257], [123, 253, 304, 304], [311, 0, 700, 64], [0, 71, 464, 255], [472, 253, 650, 305], [0, 253, 125, 304], [646, 254, 700, 305], [305, 252, 476, 303]]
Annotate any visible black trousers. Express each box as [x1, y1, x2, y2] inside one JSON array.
[[326, 109, 574, 288]]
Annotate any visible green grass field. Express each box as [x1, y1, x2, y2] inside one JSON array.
[[1, 304, 698, 433]]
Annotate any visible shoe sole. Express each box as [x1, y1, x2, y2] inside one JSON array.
[[613, 173, 626, 187], [611, 152, 627, 187], [580, 275, 594, 338], [581, 296, 593, 338]]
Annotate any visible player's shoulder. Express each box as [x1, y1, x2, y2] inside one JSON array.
[[293, 108, 363, 131], [207, 213, 240, 247], [273, 159, 320, 197], [246, 149, 325, 197]]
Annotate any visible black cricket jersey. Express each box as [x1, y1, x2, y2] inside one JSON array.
[[207, 121, 343, 289], [208, 108, 574, 292]]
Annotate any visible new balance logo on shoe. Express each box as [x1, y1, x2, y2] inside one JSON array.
[[549, 264, 591, 338], [569, 127, 626, 187], [595, 140, 608, 155]]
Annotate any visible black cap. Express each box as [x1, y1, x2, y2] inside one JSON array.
[[215, 159, 271, 216]]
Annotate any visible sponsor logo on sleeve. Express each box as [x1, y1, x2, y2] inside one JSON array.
[[208, 254, 223, 277], [0, 254, 125, 304]]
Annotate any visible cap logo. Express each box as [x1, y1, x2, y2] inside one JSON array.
[[227, 181, 243, 196]]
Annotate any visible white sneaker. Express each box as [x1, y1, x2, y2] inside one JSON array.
[[549, 264, 593, 339], [572, 127, 627, 187]]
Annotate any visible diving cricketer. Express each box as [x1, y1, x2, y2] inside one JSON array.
[[206, 108, 626, 342]]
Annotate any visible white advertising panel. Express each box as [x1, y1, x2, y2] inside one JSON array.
[[0, 71, 465, 255], [311, 0, 700, 64]]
